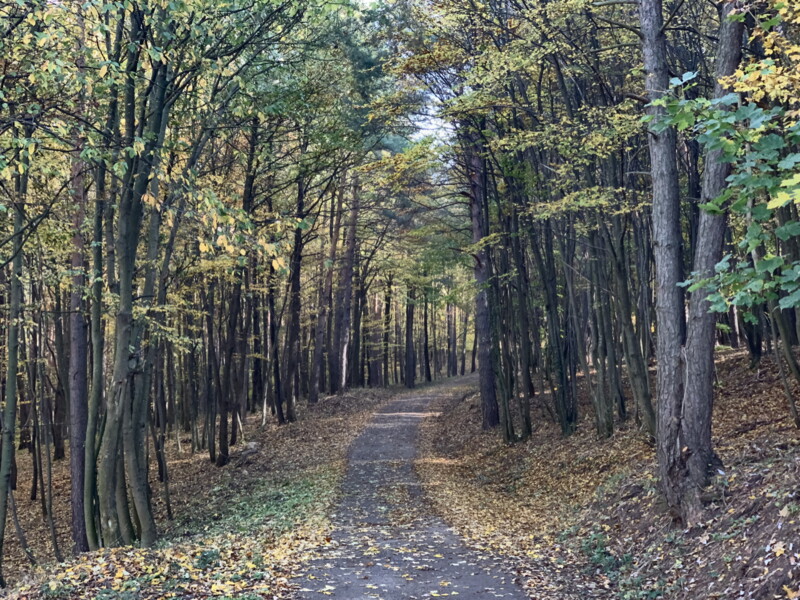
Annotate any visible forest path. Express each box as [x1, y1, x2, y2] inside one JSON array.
[[297, 378, 527, 600]]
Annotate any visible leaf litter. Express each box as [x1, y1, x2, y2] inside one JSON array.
[[6, 387, 392, 599], [416, 350, 800, 599]]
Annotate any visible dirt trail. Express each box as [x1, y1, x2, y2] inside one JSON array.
[[298, 378, 527, 599]]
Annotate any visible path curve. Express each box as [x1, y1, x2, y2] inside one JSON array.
[[298, 379, 527, 599]]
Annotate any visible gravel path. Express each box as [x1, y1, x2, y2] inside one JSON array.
[[298, 379, 527, 600]]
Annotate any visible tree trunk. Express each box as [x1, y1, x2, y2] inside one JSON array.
[[333, 180, 359, 393], [680, 3, 744, 518], [405, 286, 416, 388], [0, 170, 27, 586], [283, 156, 306, 419], [310, 190, 341, 403], [383, 276, 392, 386], [423, 293, 432, 382], [68, 120, 90, 554], [465, 133, 499, 428]]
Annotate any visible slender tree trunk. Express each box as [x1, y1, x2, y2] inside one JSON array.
[[67, 6, 90, 554], [423, 293, 432, 382], [405, 286, 416, 388], [0, 170, 27, 586], [203, 282, 218, 460], [369, 293, 383, 386], [310, 190, 341, 402], [85, 166, 105, 550], [52, 295, 68, 461], [604, 218, 656, 438], [460, 309, 468, 376], [68, 128, 90, 555], [98, 15, 167, 547], [510, 211, 533, 436], [334, 181, 359, 393], [267, 266, 285, 424], [383, 276, 392, 386], [283, 171, 306, 420], [680, 4, 744, 518]]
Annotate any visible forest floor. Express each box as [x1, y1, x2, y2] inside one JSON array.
[[417, 348, 800, 600], [5, 348, 800, 600], [5, 386, 394, 598]]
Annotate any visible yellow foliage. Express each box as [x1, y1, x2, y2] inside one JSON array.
[[731, 1, 800, 106]]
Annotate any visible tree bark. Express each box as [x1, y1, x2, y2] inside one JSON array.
[[405, 286, 416, 388], [465, 133, 500, 428], [681, 2, 744, 518], [0, 169, 27, 586], [383, 276, 392, 386], [68, 114, 90, 555], [333, 180, 359, 393], [310, 189, 341, 403]]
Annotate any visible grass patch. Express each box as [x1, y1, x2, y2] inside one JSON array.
[[175, 464, 340, 540]]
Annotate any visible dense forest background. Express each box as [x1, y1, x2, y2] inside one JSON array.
[[1, 0, 799, 596]]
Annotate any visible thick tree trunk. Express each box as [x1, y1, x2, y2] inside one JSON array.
[[465, 135, 500, 428], [217, 282, 243, 466], [641, 0, 688, 521]]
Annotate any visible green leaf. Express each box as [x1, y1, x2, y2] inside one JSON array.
[[698, 202, 723, 215], [756, 255, 784, 274], [756, 133, 786, 152], [778, 153, 800, 170], [775, 221, 800, 241], [779, 288, 800, 310]]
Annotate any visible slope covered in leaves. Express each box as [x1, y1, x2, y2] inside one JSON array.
[[416, 350, 800, 599], [5, 388, 394, 599]]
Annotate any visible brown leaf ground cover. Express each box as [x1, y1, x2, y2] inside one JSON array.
[[415, 349, 800, 599], [5, 386, 394, 599]]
